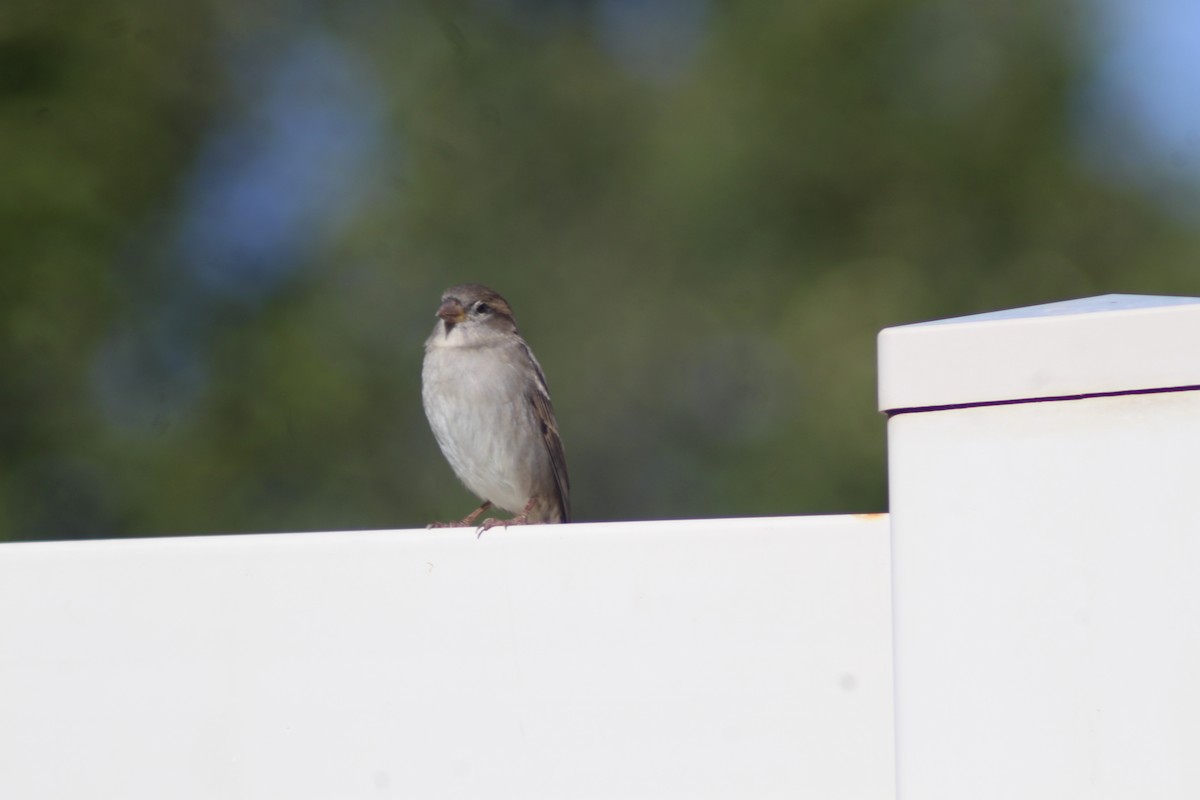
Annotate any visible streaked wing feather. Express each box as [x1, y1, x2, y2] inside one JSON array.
[[527, 364, 570, 523]]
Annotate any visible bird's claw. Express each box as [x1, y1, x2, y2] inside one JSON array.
[[427, 501, 495, 530], [475, 513, 530, 538]]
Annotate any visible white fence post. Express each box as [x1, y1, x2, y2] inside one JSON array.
[[880, 294, 1200, 799]]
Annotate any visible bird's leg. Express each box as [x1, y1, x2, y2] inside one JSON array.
[[459, 501, 493, 527], [476, 497, 538, 537], [426, 500, 493, 529]]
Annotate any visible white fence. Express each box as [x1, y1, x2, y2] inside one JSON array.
[[883, 294, 1200, 800], [0, 517, 893, 799], [2, 293, 1198, 799]]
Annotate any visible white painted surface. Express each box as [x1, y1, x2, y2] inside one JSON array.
[[0, 515, 893, 800], [885, 293, 1200, 799], [878, 293, 1200, 411]]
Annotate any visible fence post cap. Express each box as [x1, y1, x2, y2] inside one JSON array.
[[878, 293, 1200, 413]]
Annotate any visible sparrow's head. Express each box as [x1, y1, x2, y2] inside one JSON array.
[[435, 284, 518, 339]]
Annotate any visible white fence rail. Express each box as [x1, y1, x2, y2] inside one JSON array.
[[0, 516, 893, 799], [4, 293, 1198, 799]]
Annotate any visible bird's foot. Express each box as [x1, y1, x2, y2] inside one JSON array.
[[427, 501, 493, 529], [475, 513, 529, 537], [475, 498, 538, 538]]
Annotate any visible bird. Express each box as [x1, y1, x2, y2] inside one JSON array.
[[421, 283, 570, 533]]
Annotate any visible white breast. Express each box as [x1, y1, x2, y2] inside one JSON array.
[[422, 333, 547, 515]]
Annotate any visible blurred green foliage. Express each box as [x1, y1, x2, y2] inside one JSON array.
[[2, 0, 1197, 540]]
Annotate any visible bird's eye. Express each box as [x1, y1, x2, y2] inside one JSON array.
[[473, 302, 491, 315]]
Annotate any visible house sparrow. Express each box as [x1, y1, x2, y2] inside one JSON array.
[[422, 283, 570, 532]]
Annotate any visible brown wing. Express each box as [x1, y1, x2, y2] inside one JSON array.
[[527, 361, 571, 523]]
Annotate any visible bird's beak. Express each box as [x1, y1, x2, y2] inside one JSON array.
[[436, 299, 467, 324]]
